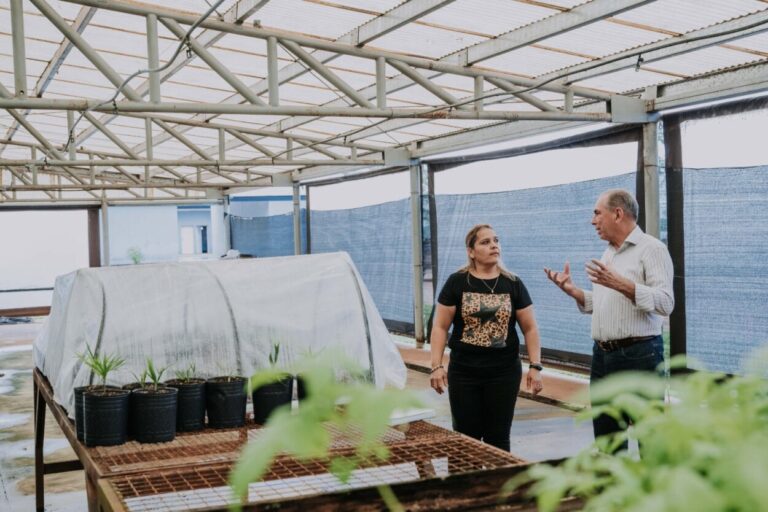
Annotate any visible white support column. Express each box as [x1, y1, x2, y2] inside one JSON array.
[[101, 200, 110, 265], [66, 111, 76, 160], [267, 36, 279, 107], [218, 128, 226, 161], [474, 75, 484, 111], [292, 183, 301, 255], [410, 160, 425, 347], [643, 122, 660, 238], [146, 13, 161, 103], [642, 86, 660, 238], [376, 56, 386, 109], [10, 0, 28, 97], [145, 118, 153, 198]]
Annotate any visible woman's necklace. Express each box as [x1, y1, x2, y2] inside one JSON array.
[[472, 273, 500, 293]]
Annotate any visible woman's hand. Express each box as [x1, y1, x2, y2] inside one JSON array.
[[526, 368, 543, 395], [430, 366, 448, 394]]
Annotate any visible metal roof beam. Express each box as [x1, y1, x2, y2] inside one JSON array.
[[451, 0, 655, 66], [541, 9, 768, 85], [653, 61, 768, 111], [0, 97, 614, 122], [60, 0, 611, 100], [75, 0, 267, 145], [351, 0, 457, 46]]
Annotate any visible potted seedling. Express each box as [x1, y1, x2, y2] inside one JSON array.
[[80, 346, 130, 447], [166, 363, 206, 432], [73, 344, 119, 442], [131, 358, 178, 443], [252, 343, 294, 425], [206, 363, 247, 428]]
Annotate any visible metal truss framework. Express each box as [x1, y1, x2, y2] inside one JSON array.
[[1, 0, 767, 204]]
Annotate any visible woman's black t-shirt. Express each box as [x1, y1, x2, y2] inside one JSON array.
[[437, 271, 532, 369]]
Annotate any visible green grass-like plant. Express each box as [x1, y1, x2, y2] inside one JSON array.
[[143, 358, 169, 392], [174, 363, 197, 383], [268, 342, 280, 367], [77, 344, 125, 393], [504, 352, 768, 512], [229, 351, 422, 511]]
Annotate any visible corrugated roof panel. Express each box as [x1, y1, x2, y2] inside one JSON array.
[[257, 0, 374, 40], [574, 67, 675, 93], [420, 0, 559, 37], [613, 0, 768, 34], [316, 0, 402, 13], [370, 23, 486, 59], [0, 35, 59, 62], [205, 47, 268, 78], [0, 6, 66, 41], [482, 46, 586, 78], [537, 19, 670, 61], [649, 45, 765, 76], [279, 81, 344, 105], [728, 32, 768, 53]]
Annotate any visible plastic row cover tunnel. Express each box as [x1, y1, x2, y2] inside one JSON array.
[[34, 252, 407, 417]]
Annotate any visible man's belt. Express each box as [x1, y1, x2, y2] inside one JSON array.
[[594, 335, 657, 352]]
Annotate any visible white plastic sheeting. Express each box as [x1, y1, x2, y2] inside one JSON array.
[[34, 252, 407, 418]]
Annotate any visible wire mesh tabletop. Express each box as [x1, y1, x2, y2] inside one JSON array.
[[105, 433, 526, 512]]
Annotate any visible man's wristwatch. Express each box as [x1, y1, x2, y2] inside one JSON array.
[[529, 363, 544, 372]]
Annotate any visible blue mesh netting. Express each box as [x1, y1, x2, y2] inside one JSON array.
[[230, 211, 307, 258], [683, 165, 768, 374], [435, 173, 635, 355], [311, 200, 414, 325]]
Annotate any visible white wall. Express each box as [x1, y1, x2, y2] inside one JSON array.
[[106, 206, 179, 265]]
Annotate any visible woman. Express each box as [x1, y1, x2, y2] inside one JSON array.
[[430, 224, 543, 451]]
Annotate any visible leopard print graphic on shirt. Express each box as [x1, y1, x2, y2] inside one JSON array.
[[460, 292, 512, 348]]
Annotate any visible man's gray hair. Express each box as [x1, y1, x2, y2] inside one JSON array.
[[604, 189, 638, 220]]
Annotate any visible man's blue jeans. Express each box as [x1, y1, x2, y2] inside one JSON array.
[[590, 335, 664, 439]]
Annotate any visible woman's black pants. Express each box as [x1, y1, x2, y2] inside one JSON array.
[[447, 358, 522, 452]]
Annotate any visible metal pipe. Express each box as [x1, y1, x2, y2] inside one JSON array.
[[1, 158, 384, 167], [267, 36, 279, 107], [146, 14, 161, 103], [410, 161, 425, 347], [280, 39, 374, 108], [29, 0, 142, 100], [376, 57, 386, 109], [474, 75, 484, 112], [387, 59, 459, 107], [101, 201, 110, 265], [292, 184, 301, 255], [59, 0, 612, 100], [66, 111, 76, 160], [10, 0, 28, 97], [642, 121, 660, 238], [160, 18, 266, 106], [0, 97, 614, 121]]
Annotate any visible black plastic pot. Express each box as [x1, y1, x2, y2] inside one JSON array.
[[122, 382, 144, 437], [296, 375, 308, 402], [74, 385, 119, 442], [206, 377, 247, 428], [252, 376, 294, 424], [131, 387, 178, 443], [83, 388, 130, 447], [166, 379, 206, 432]]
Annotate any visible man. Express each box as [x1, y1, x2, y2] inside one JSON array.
[[544, 189, 674, 440]]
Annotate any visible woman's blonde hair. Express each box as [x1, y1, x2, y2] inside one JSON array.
[[457, 224, 516, 281]]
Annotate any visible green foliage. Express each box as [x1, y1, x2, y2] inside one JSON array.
[[505, 351, 768, 512], [268, 343, 280, 367], [77, 344, 125, 392], [174, 363, 197, 383], [127, 246, 143, 264], [229, 351, 423, 511], [143, 358, 169, 392]]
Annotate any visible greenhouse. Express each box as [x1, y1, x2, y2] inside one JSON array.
[[1, 0, 767, 511]]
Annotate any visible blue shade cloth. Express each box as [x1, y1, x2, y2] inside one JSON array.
[[311, 200, 414, 325], [435, 173, 636, 355], [683, 166, 768, 374], [230, 211, 306, 258]]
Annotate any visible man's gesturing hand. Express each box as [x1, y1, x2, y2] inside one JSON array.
[[544, 261, 575, 295]]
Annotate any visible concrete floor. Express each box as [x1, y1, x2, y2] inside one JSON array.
[[0, 320, 593, 511]]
